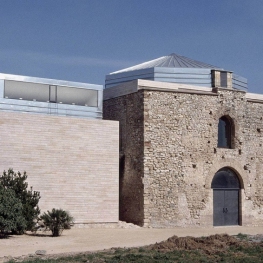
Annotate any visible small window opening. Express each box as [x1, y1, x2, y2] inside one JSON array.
[[220, 72, 228, 87], [218, 116, 233, 148], [49, 85, 57, 103]]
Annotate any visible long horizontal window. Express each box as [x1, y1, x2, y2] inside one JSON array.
[[57, 86, 98, 107], [4, 80, 98, 107], [5, 80, 49, 102]]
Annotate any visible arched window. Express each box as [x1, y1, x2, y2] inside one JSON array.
[[218, 116, 233, 148]]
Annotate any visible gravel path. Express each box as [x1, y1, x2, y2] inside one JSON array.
[[1, 225, 263, 262]]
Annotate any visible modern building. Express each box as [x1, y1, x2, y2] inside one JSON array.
[[103, 53, 263, 227], [0, 73, 119, 225], [1, 52, 262, 228]]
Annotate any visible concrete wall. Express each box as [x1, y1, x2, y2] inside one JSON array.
[[104, 81, 263, 228], [0, 111, 119, 224]]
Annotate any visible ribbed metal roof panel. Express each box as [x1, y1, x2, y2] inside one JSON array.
[[105, 53, 247, 91], [111, 53, 222, 74]]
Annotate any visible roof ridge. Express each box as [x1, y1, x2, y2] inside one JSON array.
[[110, 53, 222, 74]]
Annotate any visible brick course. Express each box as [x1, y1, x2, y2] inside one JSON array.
[[0, 111, 119, 224]]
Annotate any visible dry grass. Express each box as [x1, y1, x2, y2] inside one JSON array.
[[7, 234, 263, 263]]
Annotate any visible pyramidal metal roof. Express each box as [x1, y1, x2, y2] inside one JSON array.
[[111, 53, 222, 74]]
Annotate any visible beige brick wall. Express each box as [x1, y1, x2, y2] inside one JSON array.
[[0, 111, 119, 224]]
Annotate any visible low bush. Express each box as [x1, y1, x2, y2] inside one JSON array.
[[40, 208, 74, 237], [0, 185, 27, 236], [0, 169, 40, 232]]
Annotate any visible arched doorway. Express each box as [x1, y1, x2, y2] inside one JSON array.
[[211, 168, 240, 226]]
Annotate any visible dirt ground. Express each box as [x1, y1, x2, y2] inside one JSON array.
[[1, 225, 263, 262], [148, 233, 263, 253]]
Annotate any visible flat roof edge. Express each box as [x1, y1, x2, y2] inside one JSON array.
[[104, 79, 215, 100], [137, 79, 212, 92], [0, 73, 103, 90], [246, 92, 263, 102]]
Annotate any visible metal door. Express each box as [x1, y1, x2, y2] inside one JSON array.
[[213, 190, 225, 226], [212, 168, 240, 226], [224, 190, 239, 225], [213, 189, 239, 226]]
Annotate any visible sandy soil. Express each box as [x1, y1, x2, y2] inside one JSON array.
[[1, 225, 263, 261]]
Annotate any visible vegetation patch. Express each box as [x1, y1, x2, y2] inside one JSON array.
[[7, 234, 263, 263], [0, 169, 40, 235], [40, 208, 74, 237]]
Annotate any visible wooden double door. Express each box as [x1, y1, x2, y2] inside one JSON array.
[[212, 168, 240, 226]]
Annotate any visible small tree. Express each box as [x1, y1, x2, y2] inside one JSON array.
[[0, 169, 40, 232], [0, 186, 26, 236], [40, 208, 74, 237]]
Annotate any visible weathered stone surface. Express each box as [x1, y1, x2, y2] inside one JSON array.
[[104, 92, 144, 226], [104, 81, 263, 228]]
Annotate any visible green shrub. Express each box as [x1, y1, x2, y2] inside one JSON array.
[[0, 185, 27, 236], [40, 208, 74, 237], [0, 169, 40, 232]]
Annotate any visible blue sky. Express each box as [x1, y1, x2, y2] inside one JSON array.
[[0, 0, 262, 93]]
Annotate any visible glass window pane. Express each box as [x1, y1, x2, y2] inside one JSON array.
[[218, 116, 232, 148], [4, 80, 49, 102], [57, 86, 98, 107]]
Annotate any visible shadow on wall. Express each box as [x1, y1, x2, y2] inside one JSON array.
[[119, 154, 144, 226]]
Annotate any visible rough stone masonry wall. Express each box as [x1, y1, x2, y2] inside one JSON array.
[[103, 86, 263, 228], [0, 111, 119, 225], [143, 88, 263, 227], [103, 91, 145, 226], [244, 98, 263, 225]]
